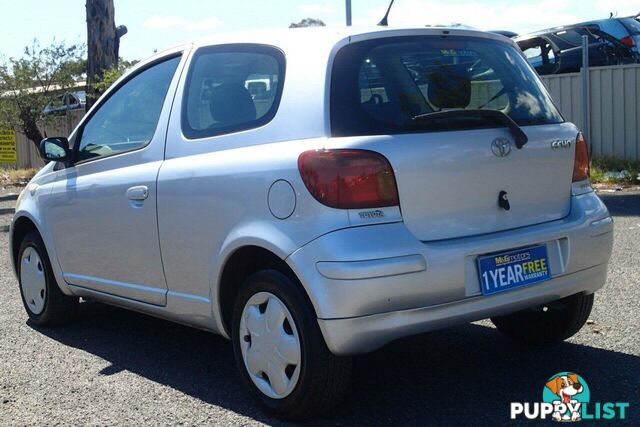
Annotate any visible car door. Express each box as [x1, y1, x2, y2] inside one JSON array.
[[44, 53, 185, 306]]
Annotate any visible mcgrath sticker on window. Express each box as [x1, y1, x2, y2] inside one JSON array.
[[440, 49, 477, 57]]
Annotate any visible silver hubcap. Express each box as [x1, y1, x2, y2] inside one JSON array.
[[20, 247, 47, 315], [239, 292, 301, 399]]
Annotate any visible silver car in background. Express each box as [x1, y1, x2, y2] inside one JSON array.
[[10, 26, 613, 420]]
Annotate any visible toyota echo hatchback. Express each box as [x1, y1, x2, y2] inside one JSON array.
[[10, 27, 613, 420]]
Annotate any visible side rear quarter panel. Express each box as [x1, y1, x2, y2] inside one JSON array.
[[157, 38, 347, 334]]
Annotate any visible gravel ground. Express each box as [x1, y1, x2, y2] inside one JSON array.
[[0, 190, 638, 426]]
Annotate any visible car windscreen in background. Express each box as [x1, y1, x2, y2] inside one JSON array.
[[330, 36, 564, 137]]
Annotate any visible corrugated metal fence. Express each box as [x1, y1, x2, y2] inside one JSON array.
[[541, 64, 640, 161], [1, 109, 84, 169]]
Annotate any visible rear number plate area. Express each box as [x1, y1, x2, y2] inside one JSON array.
[[477, 245, 550, 296]]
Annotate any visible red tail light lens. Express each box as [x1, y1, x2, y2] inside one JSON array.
[[298, 149, 399, 209], [572, 132, 590, 182], [621, 36, 636, 47]]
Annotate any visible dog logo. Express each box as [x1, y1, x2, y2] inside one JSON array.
[[543, 372, 590, 422]]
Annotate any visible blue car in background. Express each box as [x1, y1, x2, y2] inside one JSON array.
[[515, 24, 638, 75], [582, 14, 640, 52]]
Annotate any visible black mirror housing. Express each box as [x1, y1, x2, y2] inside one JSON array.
[[39, 137, 71, 162]]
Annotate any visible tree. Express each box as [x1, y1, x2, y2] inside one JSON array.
[[85, 0, 127, 108], [0, 40, 85, 148], [289, 18, 326, 28], [92, 58, 139, 94]]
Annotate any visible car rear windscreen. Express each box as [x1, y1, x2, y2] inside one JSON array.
[[330, 36, 563, 137], [621, 18, 640, 35]]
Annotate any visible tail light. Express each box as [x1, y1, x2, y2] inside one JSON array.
[[298, 149, 399, 209], [620, 36, 636, 48], [572, 132, 590, 182]]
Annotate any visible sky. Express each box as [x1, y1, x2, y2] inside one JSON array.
[[0, 0, 638, 61]]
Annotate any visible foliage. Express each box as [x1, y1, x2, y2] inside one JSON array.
[[92, 59, 139, 95], [0, 167, 39, 186], [289, 18, 326, 28], [590, 155, 640, 184], [0, 40, 85, 146]]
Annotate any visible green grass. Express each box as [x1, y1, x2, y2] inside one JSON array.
[[590, 156, 640, 185]]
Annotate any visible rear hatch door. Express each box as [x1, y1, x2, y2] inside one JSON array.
[[330, 33, 576, 241]]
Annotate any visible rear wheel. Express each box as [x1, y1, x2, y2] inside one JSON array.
[[17, 231, 78, 326], [231, 270, 351, 420], [491, 293, 594, 345]]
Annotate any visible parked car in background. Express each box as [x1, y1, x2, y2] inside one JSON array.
[[516, 25, 638, 75], [581, 14, 640, 53], [42, 91, 86, 115], [12, 26, 613, 420]]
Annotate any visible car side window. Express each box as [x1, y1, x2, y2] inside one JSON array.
[[76, 56, 181, 162], [66, 94, 79, 106], [519, 37, 558, 75], [182, 44, 285, 139]]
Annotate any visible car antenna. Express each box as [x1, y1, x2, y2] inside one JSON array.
[[378, 0, 395, 26]]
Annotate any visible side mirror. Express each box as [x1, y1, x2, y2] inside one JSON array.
[[39, 137, 70, 162]]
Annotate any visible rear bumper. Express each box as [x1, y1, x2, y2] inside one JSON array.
[[319, 263, 607, 354], [287, 190, 613, 355]]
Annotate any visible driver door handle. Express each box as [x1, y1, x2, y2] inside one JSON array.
[[126, 185, 149, 201]]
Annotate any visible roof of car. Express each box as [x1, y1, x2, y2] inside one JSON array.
[[180, 25, 515, 53], [127, 26, 517, 85]]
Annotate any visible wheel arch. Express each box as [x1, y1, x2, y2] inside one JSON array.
[[217, 244, 315, 338], [10, 212, 72, 296], [10, 215, 41, 271]]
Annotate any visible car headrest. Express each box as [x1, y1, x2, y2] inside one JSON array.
[[209, 83, 256, 127], [428, 64, 471, 109]]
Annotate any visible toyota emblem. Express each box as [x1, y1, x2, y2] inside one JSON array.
[[491, 138, 512, 157]]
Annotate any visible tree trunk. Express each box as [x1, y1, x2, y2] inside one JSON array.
[[85, 0, 120, 110], [19, 109, 44, 150]]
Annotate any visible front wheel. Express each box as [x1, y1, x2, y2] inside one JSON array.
[[231, 270, 351, 420], [491, 293, 594, 345], [17, 231, 78, 326]]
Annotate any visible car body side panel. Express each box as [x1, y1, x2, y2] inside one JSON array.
[[156, 138, 352, 334], [156, 37, 346, 331], [11, 163, 73, 295], [12, 47, 191, 305]]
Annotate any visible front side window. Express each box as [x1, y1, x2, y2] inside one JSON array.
[[76, 56, 181, 162], [65, 93, 79, 106], [50, 95, 65, 109], [182, 44, 285, 139], [331, 36, 563, 137]]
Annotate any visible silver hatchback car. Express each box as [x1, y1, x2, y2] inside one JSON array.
[[11, 27, 613, 420]]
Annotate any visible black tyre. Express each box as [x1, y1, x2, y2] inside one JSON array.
[[491, 293, 594, 345], [231, 270, 352, 420], [16, 231, 78, 326]]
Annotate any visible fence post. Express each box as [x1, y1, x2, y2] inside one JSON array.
[[581, 35, 591, 149]]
